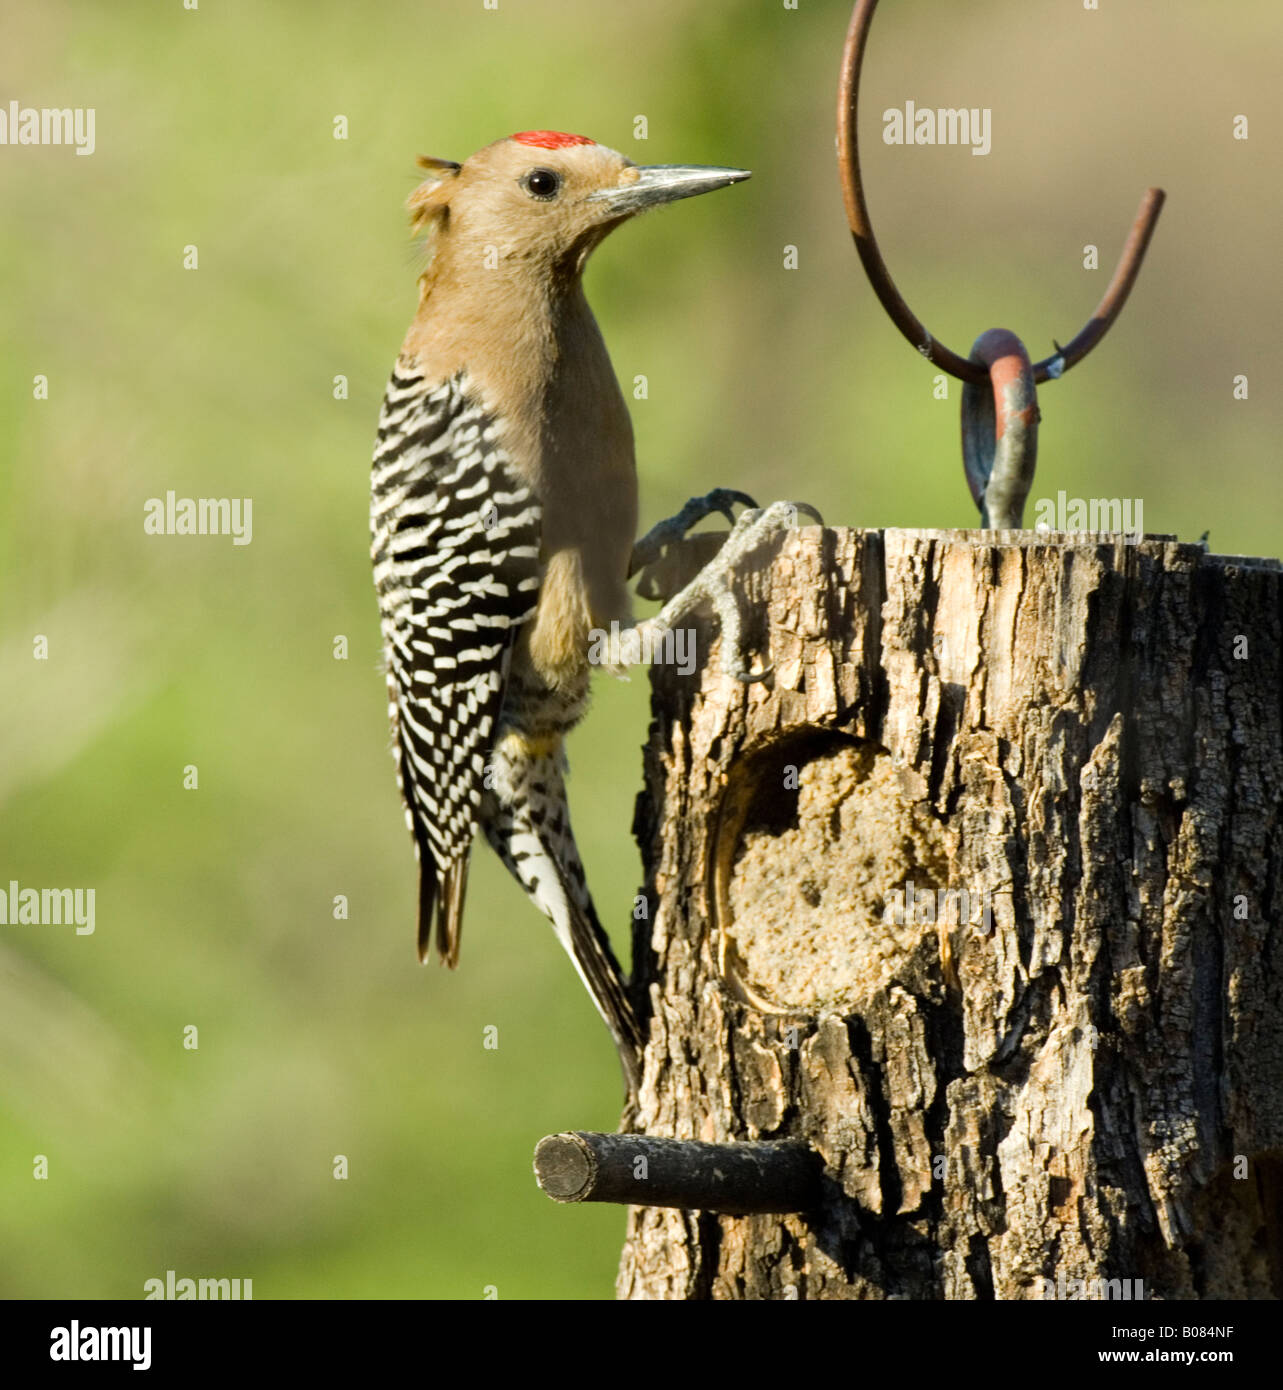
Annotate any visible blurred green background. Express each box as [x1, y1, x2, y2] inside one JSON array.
[[1, 0, 1279, 1299]]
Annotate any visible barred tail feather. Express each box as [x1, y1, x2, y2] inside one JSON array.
[[563, 896, 643, 1092], [436, 860, 469, 969], [482, 750, 644, 1090], [416, 855, 469, 969]]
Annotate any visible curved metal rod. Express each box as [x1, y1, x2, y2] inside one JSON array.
[[1036, 187, 1165, 382], [837, 0, 1166, 387]]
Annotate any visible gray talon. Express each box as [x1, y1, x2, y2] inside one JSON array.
[[623, 497, 803, 683], [710, 566, 770, 684], [629, 488, 761, 577], [710, 489, 759, 524]]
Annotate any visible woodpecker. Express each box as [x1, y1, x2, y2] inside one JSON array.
[[371, 131, 767, 1092]]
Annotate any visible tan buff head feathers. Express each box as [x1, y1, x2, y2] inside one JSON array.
[[406, 132, 750, 277]]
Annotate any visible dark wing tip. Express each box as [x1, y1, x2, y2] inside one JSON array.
[[417, 859, 437, 964]]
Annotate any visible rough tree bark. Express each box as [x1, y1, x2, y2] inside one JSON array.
[[617, 527, 1283, 1300]]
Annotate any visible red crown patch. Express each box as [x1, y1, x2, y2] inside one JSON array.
[[511, 130, 596, 150]]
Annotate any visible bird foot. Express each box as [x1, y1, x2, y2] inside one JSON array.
[[626, 499, 822, 683], [628, 488, 759, 579]]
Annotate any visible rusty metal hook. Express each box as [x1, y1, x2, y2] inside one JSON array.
[[837, 0, 1166, 390], [962, 329, 1039, 528]]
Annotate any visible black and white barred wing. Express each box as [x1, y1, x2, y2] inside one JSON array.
[[370, 367, 541, 964]]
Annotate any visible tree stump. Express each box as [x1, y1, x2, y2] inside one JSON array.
[[617, 527, 1283, 1301]]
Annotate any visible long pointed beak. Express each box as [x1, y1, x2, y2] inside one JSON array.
[[588, 164, 752, 216]]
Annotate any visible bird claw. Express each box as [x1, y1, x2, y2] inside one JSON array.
[[628, 498, 813, 684], [628, 488, 760, 578]]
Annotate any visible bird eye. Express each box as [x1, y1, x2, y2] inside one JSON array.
[[521, 168, 562, 200]]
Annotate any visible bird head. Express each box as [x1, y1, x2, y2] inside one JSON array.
[[409, 132, 751, 279]]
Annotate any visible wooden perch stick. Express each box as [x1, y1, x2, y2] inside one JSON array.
[[534, 1132, 822, 1214]]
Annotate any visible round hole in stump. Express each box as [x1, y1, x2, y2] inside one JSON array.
[[717, 732, 954, 1014]]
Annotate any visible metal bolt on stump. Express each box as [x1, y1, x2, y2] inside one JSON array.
[[838, 0, 1165, 531]]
